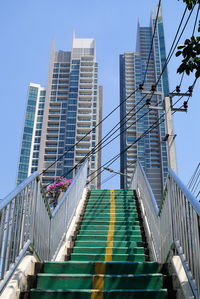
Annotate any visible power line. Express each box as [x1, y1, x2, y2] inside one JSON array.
[[175, 7, 198, 89], [40, 0, 175, 178], [142, 0, 162, 84], [192, 6, 199, 36], [88, 96, 186, 186], [100, 101, 186, 186], [59, 97, 148, 181], [101, 173, 118, 186], [42, 90, 147, 187], [87, 108, 166, 185], [87, 6, 196, 186], [62, 92, 163, 181], [40, 85, 139, 177], [41, 3, 194, 185], [156, 7, 194, 87]]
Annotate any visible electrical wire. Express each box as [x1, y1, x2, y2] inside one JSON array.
[[47, 96, 160, 185], [86, 92, 164, 182], [101, 173, 118, 186], [188, 162, 200, 188], [156, 7, 194, 87], [40, 86, 140, 176], [41, 3, 195, 185], [192, 6, 199, 36], [40, 0, 183, 178], [87, 96, 186, 186], [88, 5, 196, 186], [175, 7, 198, 90], [87, 110, 166, 185], [57, 98, 148, 181], [43, 92, 149, 187], [142, 0, 162, 84], [179, 72, 185, 87], [62, 92, 161, 181]]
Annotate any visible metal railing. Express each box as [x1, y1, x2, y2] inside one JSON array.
[[131, 161, 200, 298], [132, 163, 161, 262], [0, 160, 88, 292]]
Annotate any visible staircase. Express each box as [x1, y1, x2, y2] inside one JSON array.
[[30, 189, 171, 298]]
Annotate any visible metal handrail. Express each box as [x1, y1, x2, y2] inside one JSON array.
[[0, 160, 88, 293], [131, 161, 200, 298]]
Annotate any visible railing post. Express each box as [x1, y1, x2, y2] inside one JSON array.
[[30, 178, 39, 249], [164, 97, 177, 173]]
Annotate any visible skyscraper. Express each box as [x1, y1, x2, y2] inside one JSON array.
[[120, 6, 169, 206], [17, 34, 102, 189]]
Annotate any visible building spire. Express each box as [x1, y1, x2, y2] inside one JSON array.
[[51, 38, 55, 53]]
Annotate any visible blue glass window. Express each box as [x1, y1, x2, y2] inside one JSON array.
[[33, 152, 39, 158], [72, 65, 79, 69], [66, 138, 75, 144], [72, 60, 80, 64], [66, 125, 76, 130], [34, 137, 41, 143], [69, 88, 78, 92], [67, 118, 76, 124]]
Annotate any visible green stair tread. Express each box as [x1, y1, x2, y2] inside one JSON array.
[[30, 289, 167, 299], [44, 261, 162, 274], [73, 246, 144, 254], [78, 230, 141, 236], [74, 240, 144, 247], [80, 225, 141, 230], [81, 221, 139, 225], [76, 235, 142, 241]]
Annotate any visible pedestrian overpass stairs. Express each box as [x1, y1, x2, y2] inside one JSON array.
[[29, 189, 173, 299], [1, 161, 199, 298]]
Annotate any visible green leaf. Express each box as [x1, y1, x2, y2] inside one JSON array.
[[176, 51, 182, 57], [185, 67, 190, 75]]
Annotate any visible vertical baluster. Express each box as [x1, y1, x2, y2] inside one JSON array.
[[1, 203, 12, 278], [5, 198, 17, 271], [0, 207, 7, 279]]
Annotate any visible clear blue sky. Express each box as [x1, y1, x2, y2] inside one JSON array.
[[0, 0, 199, 198]]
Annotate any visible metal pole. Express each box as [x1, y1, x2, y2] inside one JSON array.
[[164, 97, 177, 173]]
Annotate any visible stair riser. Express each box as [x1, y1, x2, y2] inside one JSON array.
[[37, 274, 163, 290], [70, 255, 146, 262], [44, 261, 162, 275]]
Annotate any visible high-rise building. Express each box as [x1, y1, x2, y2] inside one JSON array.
[[17, 34, 102, 189], [120, 6, 169, 205]]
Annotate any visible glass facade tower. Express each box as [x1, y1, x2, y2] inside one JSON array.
[[120, 7, 169, 206], [17, 34, 102, 189], [17, 84, 46, 185]]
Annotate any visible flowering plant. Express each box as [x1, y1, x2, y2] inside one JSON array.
[[45, 177, 73, 198]]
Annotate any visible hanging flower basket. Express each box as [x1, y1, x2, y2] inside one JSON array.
[[45, 177, 73, 210]]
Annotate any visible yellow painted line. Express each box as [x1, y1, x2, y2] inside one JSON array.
[[91, 190, 115, 299], [91, 289, 104, 299], [95, 263, 106, 274], [92, 275, 104, 289], [105, 189, 115, 262], [91, 264, 106, 299]]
